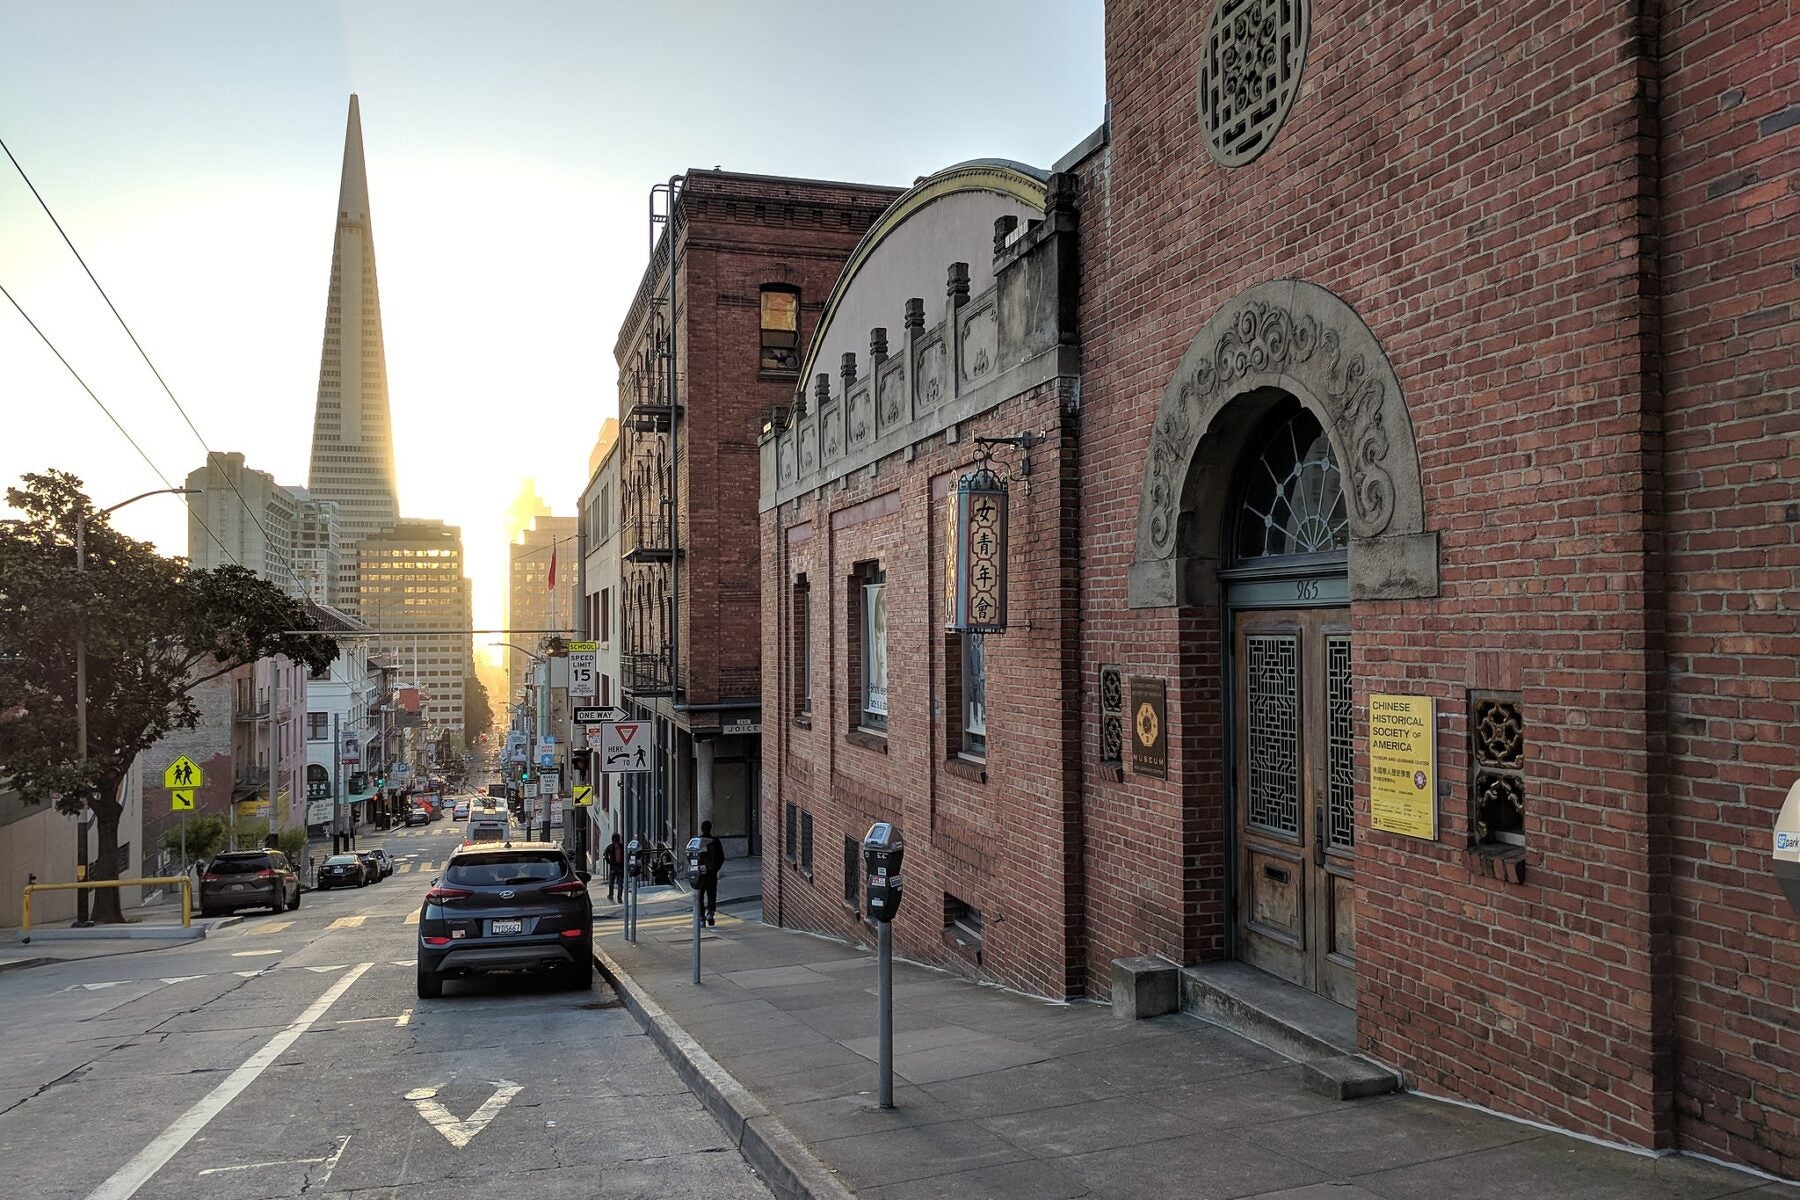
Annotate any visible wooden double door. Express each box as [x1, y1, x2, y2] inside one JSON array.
[[1233, 608, 1356, 1007]]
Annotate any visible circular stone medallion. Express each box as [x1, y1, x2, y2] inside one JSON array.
[[1197, 0, 1311, 167]]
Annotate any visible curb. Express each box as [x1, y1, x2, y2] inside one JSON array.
[[0, 957, 58, 975], [593, 944, 856, 1200]]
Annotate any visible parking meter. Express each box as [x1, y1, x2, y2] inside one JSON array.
[[627, 837, 642, 881], [686, 837, 706, 885], [1775, 778, 1800, 913], [863, 822, 905, 922]]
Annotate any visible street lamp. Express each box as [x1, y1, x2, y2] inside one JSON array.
[[73, 486, 198, 925]]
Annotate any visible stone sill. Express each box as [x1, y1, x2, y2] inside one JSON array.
[[944, 756, 987, 784], [792, 714, 812, 730], [845, 728, 888, 755], [1098, 761, 1124, 782]]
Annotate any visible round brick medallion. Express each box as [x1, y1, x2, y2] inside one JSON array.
[[1197, 0, 1311, 167]]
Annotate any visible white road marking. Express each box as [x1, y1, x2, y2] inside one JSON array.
[[193, 1134, 349, 1180], [81, 982, 126, 991], [404, 1081, 522, 1149], [304, 964, 348, 973], [159, 976, 203, 985], [231, 950, 282, 957], [84, 963, 372, 1200], [395, 1008, 412, 1027]]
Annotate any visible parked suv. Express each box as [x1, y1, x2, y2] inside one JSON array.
[[199, 850, 301, 916], [415, 842, 592, 998]]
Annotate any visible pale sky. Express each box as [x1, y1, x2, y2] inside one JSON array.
[[0, 1, 1105, 655]]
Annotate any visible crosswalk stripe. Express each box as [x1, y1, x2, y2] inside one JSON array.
[[327, 915, 367, 930], [404, 910, 420, 925], [251, 921, 293, 935], [396, 863, 414, 874]]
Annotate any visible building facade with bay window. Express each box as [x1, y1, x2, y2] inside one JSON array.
[[759, 0, 1798, 1179]]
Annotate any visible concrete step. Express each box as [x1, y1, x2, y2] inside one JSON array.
[[1180, 961, 1399, 1100]]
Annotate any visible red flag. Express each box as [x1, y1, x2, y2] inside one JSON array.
[[546, 545, 557, 591]]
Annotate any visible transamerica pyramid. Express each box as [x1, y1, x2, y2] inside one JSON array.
[[307, 94, 400, 607]]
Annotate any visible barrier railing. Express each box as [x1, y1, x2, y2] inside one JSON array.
[[19, 876, 193, 942]]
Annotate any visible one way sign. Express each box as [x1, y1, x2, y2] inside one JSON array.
[[599, 723, 651, 774]]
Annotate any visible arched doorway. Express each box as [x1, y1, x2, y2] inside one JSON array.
[[1126, 281, 1438, 1008], [1223, 403, 1355, 1004]]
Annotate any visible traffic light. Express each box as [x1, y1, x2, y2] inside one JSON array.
[[375, 775, 386, 791], [570, 748, 591, 779], [521, 767, 531, 782]]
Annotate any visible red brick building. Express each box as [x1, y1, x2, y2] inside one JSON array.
[[759, 0, 1798, 1178], [615, 170, 901, 857]]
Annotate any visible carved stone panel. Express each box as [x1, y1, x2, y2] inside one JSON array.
[[915, 336, 948, 411], [847, 381, 872, 448], [778, 437, 795, 487], [1198, 0, 1311, 168], [797, 419, 816, 475], [821, 402, 841, 462], [877, 360, 906, 435], [959, 302, 998, 385]]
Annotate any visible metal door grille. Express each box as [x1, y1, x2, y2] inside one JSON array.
[[1326, 635, 1355, 850], [1246, 635, 1299, 834]]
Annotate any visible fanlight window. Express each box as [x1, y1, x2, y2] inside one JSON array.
[[1233, 409, 1348, 560]]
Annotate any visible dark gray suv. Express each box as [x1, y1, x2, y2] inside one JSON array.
[[416, 842, 592, 998]]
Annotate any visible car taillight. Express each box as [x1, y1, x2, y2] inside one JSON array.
[[543, 880, 587, 896], [425, 886, 473, 902], [559, 928, 585, 938], [255, 870, 276, 879], [423, 936, 451, 946], [201, 875, 220, 883]]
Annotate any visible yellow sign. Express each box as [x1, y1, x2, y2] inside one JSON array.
[[570, 640, 598, 654], [162, 755, 203, 790], [170, 789, 195, 812], [1368, 693, 1437, 839], [572, 784, 594, 807]]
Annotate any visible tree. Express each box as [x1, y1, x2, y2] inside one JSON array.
[[0, 471, 337, 922], [462, 672, 492, 749]]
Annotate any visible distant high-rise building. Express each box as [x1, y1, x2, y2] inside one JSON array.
[[307, 94, 401, 612], [356, 520, 472, 741], [186, 453, 299, 592], [507, 514, 578, 701], [289, 489, 341, 606]]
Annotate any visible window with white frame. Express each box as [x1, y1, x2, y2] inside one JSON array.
[[861, 567, 887, 730], [306, 712, 330, 741]]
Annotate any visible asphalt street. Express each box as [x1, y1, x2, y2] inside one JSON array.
[[0, 818, 773, 1200]]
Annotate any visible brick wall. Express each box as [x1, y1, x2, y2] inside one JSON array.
[[762, 380, 1085, 996], [1084, 0, 1682, 1151], [1658, 0, 1799, 1176]]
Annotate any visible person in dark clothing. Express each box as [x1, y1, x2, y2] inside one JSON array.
[[698, 820, 725, 925], [603, 833, 624, 903]]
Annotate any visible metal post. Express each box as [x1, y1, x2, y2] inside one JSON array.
[[691, 872, 702, 985], [332, 712, 342, 853], [877, 920, 894, 1109], [74, 515, 90, 926]]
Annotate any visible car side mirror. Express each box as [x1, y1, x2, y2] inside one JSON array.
[[577, 870, 592, 884]]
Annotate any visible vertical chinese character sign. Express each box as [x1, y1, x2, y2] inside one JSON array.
[[946, 465, 1008, 633]]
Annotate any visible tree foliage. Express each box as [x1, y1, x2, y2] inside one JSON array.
[[462, 671, 492, 749], [0, 471, 338, 920]]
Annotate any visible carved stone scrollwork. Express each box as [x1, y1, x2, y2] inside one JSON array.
[[960, 305, 997, 383], [917, 338, 947, 407], [1130, 280, 1435, 607]]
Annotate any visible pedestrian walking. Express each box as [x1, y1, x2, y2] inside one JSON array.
[[604, 832, 624, 903], [697, 820, 725, 925]]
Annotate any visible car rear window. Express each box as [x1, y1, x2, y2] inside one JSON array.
[[445, 852, 569, 886], [324, 854, 360, 865], [209, 856, 270, 874]]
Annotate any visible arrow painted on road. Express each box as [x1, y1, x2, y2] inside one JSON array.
[[405, 1082, 522, 1148]]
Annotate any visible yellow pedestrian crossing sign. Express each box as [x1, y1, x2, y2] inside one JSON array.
[[163, 756, 203, 789], [170, 789, 195, 812], [573, 784, 594, 807]]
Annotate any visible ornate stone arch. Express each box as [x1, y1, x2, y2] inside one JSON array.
[[1127, 280, 1438, 607]]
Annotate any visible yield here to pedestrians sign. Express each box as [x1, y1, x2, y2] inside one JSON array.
[[600, 723, 650, 774]]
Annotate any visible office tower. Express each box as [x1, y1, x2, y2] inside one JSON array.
[[185, 453, 299, 592], [355, 520, 472, 741], [507, 514, 578, 701]]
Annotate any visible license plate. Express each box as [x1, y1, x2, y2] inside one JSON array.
[[490, 919, 523, 935], [229, 884, 247, 891]]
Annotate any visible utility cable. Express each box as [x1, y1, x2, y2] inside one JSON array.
[[0, 278, 238, 564], [1, 135, 274, 550]]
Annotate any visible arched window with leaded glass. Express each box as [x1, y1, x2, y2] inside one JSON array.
[[1228, 406, 1349, 566]]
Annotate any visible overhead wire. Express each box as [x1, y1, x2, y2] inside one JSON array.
[[0, 135, 275, 552], [0, 278, 238, 563]]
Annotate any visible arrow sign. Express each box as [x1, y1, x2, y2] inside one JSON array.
[[163, 755, 203, 789], [405, 1082, 522, 1148], [572, 784, 593, 807], [573, 706, 625, 724], [170, 788, 195, 812]]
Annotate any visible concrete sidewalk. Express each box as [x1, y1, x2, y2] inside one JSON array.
[[597, 884, 1792, 1200]]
